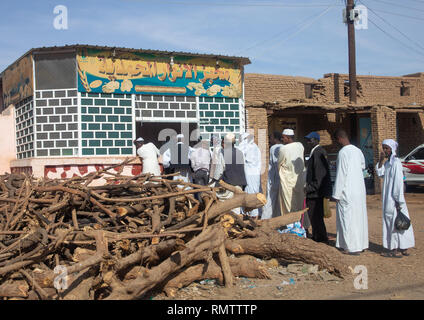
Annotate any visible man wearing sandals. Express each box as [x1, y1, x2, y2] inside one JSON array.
[[376, 139, 415, 258]]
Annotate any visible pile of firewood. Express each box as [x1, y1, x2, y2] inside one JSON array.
[[0, 159, 350, 300]]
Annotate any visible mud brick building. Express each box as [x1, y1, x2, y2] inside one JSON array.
[[245, 72, 424, 193]]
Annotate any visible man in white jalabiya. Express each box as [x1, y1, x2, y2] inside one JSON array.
[[134, 137, 161, 176], [262, 131, 284, 219], [278, 129, 306, 217], [209, 134, 223, 186], [376, 139, 415, 258], [332, 129, 368, 256], [238, 132, 262, 218], [162, 133, 193, 183]]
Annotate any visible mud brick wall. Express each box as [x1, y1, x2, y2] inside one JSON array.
[[397, 112, 424, 156], [326, 74, 423, 105], [371, 106, 397, 193], [245, 74, 315, 105], [245, 107, 268, 195]]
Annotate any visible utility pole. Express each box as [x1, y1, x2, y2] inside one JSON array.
[[346, 0, 357, 103]]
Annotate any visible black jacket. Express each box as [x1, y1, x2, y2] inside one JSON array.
[[222, 146, 247, 189], [305, 145, 333, 198], [168, 142, 191, 172]]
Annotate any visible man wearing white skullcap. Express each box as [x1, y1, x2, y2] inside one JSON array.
[[134, 137, 161, 176], [376, 139, 415, 258], [277, 128, 306, 219]]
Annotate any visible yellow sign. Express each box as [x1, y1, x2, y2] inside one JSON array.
[[77, 49, 242, 98]]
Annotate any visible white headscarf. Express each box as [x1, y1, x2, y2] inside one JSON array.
[[382, 139, 398, 165]]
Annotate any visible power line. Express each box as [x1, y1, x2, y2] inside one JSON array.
[[367, 0, 424, 13], [129, 0, 343, 8], [367, 8, 424, 21], [366, 17, 424, 60], [235, 9, 330, 54], [360, 0, 424, 53], [246, 2, 337, 59]]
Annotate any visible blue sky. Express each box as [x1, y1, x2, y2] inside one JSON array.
[[1, 0, 423, 79]]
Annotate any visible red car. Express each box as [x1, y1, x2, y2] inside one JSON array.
[[400, 144, 424, 190]]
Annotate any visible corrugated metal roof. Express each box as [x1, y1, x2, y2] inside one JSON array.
[[1, 44, 251, 75]]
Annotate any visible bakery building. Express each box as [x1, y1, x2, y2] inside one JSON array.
[[0, 45, 250, 179]]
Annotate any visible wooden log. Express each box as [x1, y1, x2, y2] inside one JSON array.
[[218, 243, 234, 288], [0, 280, 29, 298], [163, 255, 271, 297], [257, 209, 309, 232], [106, 225, 226, 300], [114, 238, 186, 273], [225, 232, 351, 277]]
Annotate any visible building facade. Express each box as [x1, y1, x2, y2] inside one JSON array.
[[244, 72, 424, 193], [0, 45, 250, 179]]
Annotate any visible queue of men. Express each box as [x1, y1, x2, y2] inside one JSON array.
[[134, 128, 415, 258]]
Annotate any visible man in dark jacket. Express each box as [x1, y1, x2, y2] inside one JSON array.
[[215, 133, 247, 215], [304, 132, 333, 243]]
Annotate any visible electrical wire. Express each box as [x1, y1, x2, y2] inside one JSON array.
[[366, 0, 424, 13], [360, 0, 424, 53], [365, 8, 424, 21], [366, 17, 424, 60], [245, 2, 338, 59], [234, 10, 330, 55], [127, 0, 343, 8]]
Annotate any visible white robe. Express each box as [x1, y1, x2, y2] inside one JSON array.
[[239, 140, 262, 217], [278, 142, 305, 215], [262, 144, 283, 219], [376, 158, 415, 250], [210, 145, 223, 182], [332, 145, 368, 253], [137, 143, 161, 176]]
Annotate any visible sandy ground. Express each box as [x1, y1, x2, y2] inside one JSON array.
[[154, 186, 424, 300]]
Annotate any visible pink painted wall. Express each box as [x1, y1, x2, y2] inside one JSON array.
[[0, 105, 16, 174]]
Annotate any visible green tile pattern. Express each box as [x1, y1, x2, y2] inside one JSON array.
[[198, 97, 244, 142], [81, 92, 133, 156]]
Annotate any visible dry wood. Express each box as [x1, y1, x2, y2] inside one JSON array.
[[225, 233, 350, 277], [218, 243, 234, 288], [0, 162, 350, 300], [163, 255, 271, 297]]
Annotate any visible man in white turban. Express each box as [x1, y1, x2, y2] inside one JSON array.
[[376, 139, 415, 258]]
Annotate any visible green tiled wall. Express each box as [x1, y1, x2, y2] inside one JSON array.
[[80, 93, 133, 156], [198, 97, 244, 141]]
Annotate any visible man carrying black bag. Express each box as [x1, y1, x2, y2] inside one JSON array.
[[376, 139, 415, 258], [304, 132, 333, 243]]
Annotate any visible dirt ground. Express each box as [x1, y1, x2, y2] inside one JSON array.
[[154, 187, 424, 301]]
